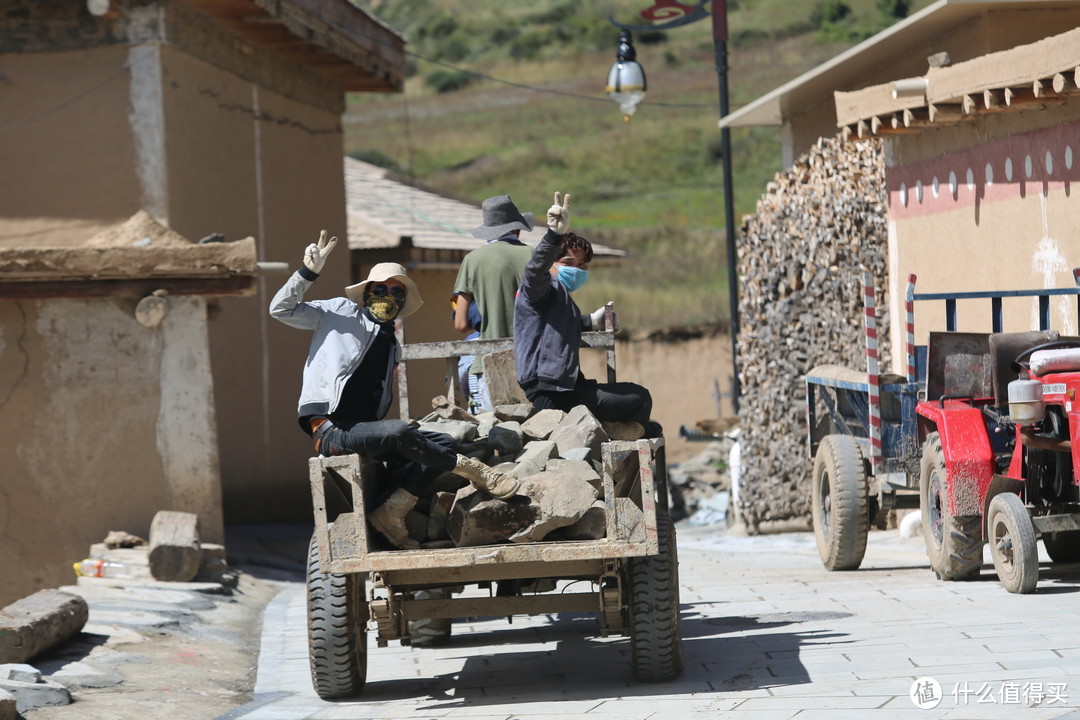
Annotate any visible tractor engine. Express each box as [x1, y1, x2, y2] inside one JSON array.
[[1020, 403, 1077, 506]]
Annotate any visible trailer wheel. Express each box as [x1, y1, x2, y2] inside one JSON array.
[[811, 435, 869, 571], [919, 433, 982, 581], [627, 512, 684, 682], [1042, 531, 1080, 564], [307, 533, 367, 698], [987, 493, 1039, 594]]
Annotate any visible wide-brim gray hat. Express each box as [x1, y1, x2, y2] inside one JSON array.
[[471, 194, 535, 240], [345, 262, 423, 317]]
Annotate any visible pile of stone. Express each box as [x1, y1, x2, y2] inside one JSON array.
[[668, 432, 738, 527], [405, 397, 646, 548], [736, 134, 890, 531]]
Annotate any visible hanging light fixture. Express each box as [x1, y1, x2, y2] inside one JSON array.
[[605, 30, 647, 122]]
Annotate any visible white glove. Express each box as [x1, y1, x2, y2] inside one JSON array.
[[590, 304, 616, 331], [546, 191, 571, 235], [302, 230, 338, 274]]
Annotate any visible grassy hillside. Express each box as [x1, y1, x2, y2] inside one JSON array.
[[345, 0, 931, 330]]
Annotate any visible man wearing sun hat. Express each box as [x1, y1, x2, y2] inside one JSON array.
[[451, 194, 535, 411], [270, 231, 520, 549]]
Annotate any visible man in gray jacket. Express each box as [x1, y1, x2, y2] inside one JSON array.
[[270, 232, 518, 549]]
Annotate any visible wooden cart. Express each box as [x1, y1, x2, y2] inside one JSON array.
[[304, 330, 683, 698]]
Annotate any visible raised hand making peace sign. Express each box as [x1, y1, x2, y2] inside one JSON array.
[[546, 191, 572, 235], [302, 229, 338, 274]]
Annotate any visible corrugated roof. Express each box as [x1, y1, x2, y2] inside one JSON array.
[[718, 0, 1080, 130], [343, 158, 626, 257]]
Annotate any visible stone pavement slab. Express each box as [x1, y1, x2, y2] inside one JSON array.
[[220, 525, 1080, 719]]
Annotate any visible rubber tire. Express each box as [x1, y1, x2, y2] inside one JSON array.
[[307, 533, 367, 698], [408, 588, 453, 646], [919, 432, 982, 581], [1042, 531, 1080, 564], [987, 493, 1039, 594], [811, 435, 869, 571], [627, 512, 684, 682]]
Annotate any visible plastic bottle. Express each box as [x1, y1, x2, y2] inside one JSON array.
[[73, 559, 132, 579]]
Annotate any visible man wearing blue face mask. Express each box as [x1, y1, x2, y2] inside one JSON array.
[[513, 192, 658, 440]]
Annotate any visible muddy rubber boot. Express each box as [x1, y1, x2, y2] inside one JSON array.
[[369, 488, 420, 549], [602, 421, 645, 441], [454, 454, 520, 499]]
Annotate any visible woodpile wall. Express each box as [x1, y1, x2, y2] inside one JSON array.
[[736, 135, 890, 531]]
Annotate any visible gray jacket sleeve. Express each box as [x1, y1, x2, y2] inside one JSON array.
[[519, 230, 562, 306], [269, 268, 324, 330]]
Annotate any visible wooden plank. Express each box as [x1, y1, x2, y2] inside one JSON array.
[[0, 590, 88, 664], [148, 511, 201, 582]]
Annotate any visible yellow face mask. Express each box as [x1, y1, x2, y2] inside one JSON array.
[[365, 294, 402, 323]]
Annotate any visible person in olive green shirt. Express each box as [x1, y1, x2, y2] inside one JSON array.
[[452, 194, 535, 411]]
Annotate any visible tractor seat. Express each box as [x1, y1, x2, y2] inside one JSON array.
[[988, 330, 1058, 408], [1030, 343, 1080, 375]]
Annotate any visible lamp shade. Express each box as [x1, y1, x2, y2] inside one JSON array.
[[605, 30, 647, 121]]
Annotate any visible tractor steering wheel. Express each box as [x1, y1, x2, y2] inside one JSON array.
[[1012, 340, 1080, 372]]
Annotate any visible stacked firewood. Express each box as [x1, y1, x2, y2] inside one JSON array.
[[735, 134, 890, 531]]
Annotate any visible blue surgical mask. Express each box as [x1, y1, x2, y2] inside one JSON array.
[[556, 266, 589, 292]]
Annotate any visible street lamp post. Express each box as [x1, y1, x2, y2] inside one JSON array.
[[608, 0, 740, 414]]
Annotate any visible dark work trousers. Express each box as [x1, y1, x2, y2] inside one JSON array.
[[526, 376, 658, 434], [316, 419, 458, 496]]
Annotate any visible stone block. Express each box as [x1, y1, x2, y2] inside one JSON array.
[[447, 487, 535, 547], [509, 472, 599, 543], [547, 500, 607, 541], [550, 405, 609, 458], [431, 395, 479, 423], [488, 422, 524, 456], [521, 409, 566, 441], [417, 419, 477, 443], [426, 492, 456, 541], [476, 413, 497, 438], [482, 349, 529, 406], [545, 458, 601, 491], [46, 661, 123, 690], [514, 440, 558, 468], [560, 446, 595, 463], [405, 510, 429, 544], [0, 665, 39, 684], [509, 458, 544, 479], [0, 677, 71, 714], [0, 689, 13, 720], [494, 403, 533, 422]]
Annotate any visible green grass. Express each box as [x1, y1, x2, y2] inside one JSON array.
[[346, 0, 934, 330]]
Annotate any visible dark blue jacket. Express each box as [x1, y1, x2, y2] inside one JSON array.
[[513, 230, 583, 392]]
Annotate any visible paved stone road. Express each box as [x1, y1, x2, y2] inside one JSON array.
[[219, 526, 1080, 720]]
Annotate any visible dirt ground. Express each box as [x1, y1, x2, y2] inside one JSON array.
[[22, 527, 309, 720]]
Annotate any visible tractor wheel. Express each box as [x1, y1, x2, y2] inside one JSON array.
[[626, 512, 684, 682], [987, 493, 1039, 594], [408, 588, 453, 646], [1042, 531, 1080, 564], [811, 435, 869, 571], [919, 433, 982, 581], [307, 533, 367, 698]]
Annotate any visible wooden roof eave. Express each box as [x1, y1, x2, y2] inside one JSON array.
[[836, 26, 1080, 141]]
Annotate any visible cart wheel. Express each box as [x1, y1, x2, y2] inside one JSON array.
[[811, 435, 868, 571], [408, 588, 452, 646], [627, 512, 684, 682], [307, 533, 367, 698], [987, 493, 1039, 594], [1042, 531, 1080, 564], [919, 432, 982, 581]]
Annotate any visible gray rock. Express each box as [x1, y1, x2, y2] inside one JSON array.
[[46, 661, 123, 690], [509, 472, 599, 543], [559, 445, 595, 463], [0, 665, 39, 684], [494, 403, 533, 422], [509, 458, 544, 479], [547, 500, 608, 541], [521, 409, 566, 440], [514, 440, 558, 469], [447, 487, 535, 547], [417, 419, 478, 443], [487, 422, 524, 455], [476, 413, 497, 438], [0, 677, 71, 713], [426, 492, 456, 541], [550, 405, 609, 458], [545, 458, 601, 492]]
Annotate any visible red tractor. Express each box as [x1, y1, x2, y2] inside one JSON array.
[[807, 270, 1080, 593]]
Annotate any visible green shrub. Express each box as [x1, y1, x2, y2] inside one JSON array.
[[424, 69, 475, 93]]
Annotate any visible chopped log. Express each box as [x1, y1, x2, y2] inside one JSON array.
[[148, 510, 201, 582], [0, 590, 88, 664]]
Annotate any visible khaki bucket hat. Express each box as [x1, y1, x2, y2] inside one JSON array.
[[345, 262, 423, 317]]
